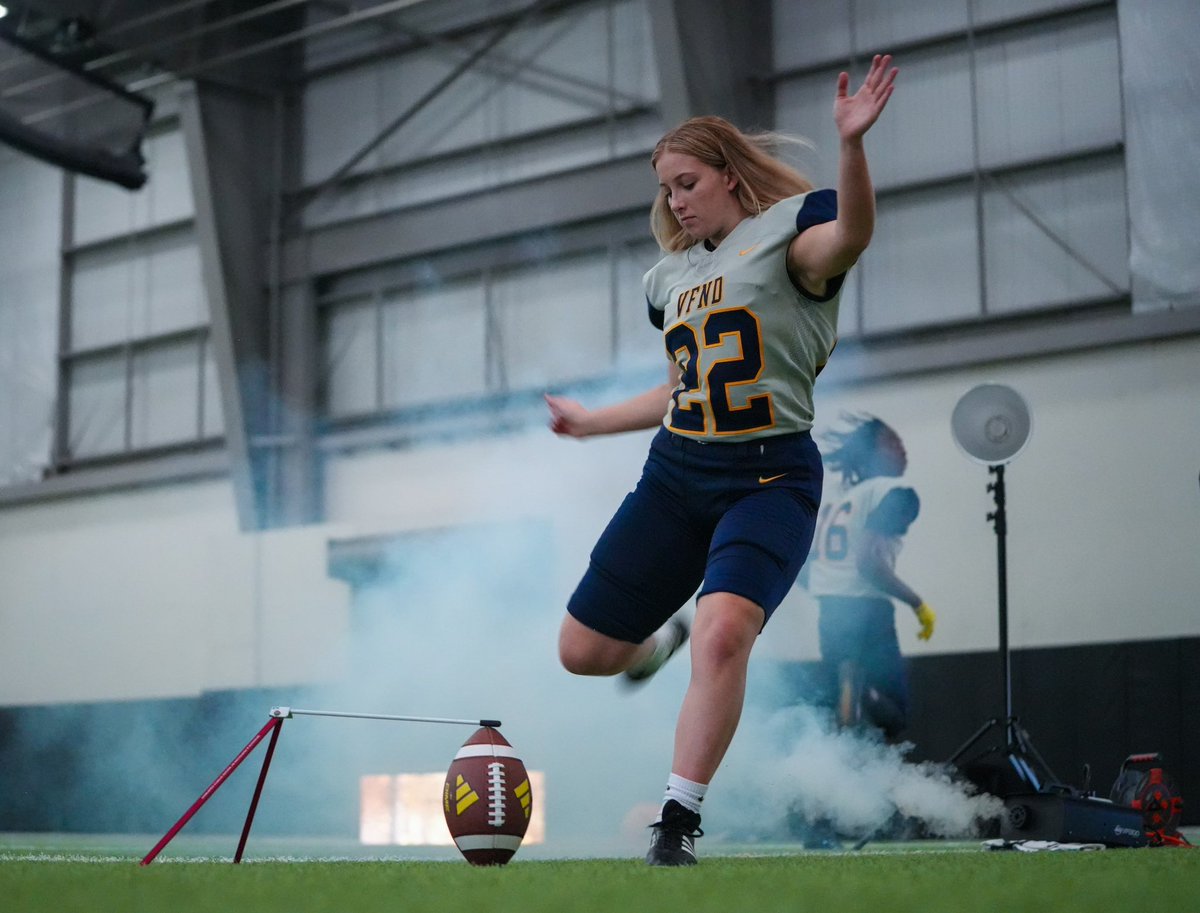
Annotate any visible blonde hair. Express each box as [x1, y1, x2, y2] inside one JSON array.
[[650, 116, 814, 252]]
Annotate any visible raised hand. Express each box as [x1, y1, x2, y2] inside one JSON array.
[[833, 53, 898, 142]]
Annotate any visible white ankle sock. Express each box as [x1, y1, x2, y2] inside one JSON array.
[[663, 773, 707, 815]]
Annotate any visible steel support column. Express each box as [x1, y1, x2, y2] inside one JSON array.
[[646, 0, 774, 129]]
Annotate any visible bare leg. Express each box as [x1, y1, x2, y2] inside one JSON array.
[[669, 592, 763, 783], [558, 613, 656, 676], [837, 660, 863, 728]]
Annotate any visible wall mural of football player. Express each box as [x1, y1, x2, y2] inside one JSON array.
[[804, 414, 936, 741], [544, 55, 900, 866]]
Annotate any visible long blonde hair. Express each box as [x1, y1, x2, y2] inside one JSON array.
[[649, 115, 814, 252]]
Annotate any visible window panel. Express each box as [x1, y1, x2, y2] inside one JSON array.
[[493, 253, 612, 390], [323, 298, 379, 417], [302, 0, 655, 227], [140, 232, 206, 337], [983, 156, 1129, 314], [611, 0, 658, 101], [373, 6, 641, 168], [70, 245, 138, 350], [376, 54, 491, 165], [834, 266, 863, 340], [774, 72, 841, 189], [854, 0, 969, 50], [0, 150, 60, 484], [141, 128, 196, 225], [59, 101, 211, 464], [73, 128, 194, 245], [973, 0, 1100, 27], [773, 0, 852, 71], [776, 47, 974, 190], [773, 3, 1127, 341], [302, 66, 384, 185], [305, 8, 620, 182], [862, 187, 981, 333], [773, 0, 1114, 69], [129, 339, 202, 448], [464, 21, 604, 136], [381, 280, 488, 409], [304, 113, 662, 230], [975, 13, 1122, 168], [865, 47, 975, 189], [73, 176, 137, 247], [615, 241, 666, 371], [70, 227, 205, 351], [67, 354, 126, 458]]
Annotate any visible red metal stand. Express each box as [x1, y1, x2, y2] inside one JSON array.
[[141, 706, 499, 866], [233, 714, 284, 863], [141, 715, 284, 866]]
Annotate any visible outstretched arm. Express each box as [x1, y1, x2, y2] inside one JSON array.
[[546, 365, 680, 438], [857, 530, 936, 641], [788, 53, 898, 292], [857, 531, 920, 608]]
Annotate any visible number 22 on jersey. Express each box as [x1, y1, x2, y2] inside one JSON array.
[[665, 307, 775, 436]]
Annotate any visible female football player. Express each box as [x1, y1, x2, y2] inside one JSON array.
[[806, 414, 935, 741], [545, 54, 899, 866]]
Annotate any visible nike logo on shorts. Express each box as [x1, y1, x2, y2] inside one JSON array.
[[758, 473, 788, 484]]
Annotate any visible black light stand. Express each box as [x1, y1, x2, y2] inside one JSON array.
[[947, 463, 1058, 794]]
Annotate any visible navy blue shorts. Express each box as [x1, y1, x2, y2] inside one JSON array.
[[817, 595, 909, 718], [568, 426, 823, 644]]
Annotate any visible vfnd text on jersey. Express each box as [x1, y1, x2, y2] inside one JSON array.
[[675, 276, 724, 318]]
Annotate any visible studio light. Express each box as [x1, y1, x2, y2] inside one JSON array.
[[950, 383, 1032, 465], [948, 383, 1057, 797]]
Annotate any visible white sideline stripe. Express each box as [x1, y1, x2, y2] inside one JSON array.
[[0, 853, 134, 863], [453, 744, 521, 760], [453, 835, 523, 852]]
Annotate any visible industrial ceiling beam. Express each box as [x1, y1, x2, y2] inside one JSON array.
[[646, 0, 774, 129]]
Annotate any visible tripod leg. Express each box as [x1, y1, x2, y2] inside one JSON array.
[[948, 718, 1001, 765], [234, 717, 284, 863], [1008, 717, 1060, 789], [141, 716, 280, 866]]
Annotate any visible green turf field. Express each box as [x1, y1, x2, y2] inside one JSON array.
[[3, 832, 1198, 913]]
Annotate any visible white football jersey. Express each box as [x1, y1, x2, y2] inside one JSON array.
[[643, 190, 844, 441], [807, 476, 917, 599]]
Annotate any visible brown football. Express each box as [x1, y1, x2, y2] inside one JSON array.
[[442, 727, 532, 865]]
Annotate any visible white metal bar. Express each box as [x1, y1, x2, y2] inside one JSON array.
[[271, 706, 500, 727]]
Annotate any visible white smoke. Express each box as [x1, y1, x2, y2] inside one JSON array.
[[714, 701, 1004, 843]]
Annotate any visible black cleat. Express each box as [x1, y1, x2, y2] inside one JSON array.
[[645, 799, 703, 866], [624, 617, 689, 687]]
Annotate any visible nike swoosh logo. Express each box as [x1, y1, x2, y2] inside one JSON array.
[[739, 245, 758, 256], [758, 473, 788, 484]]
